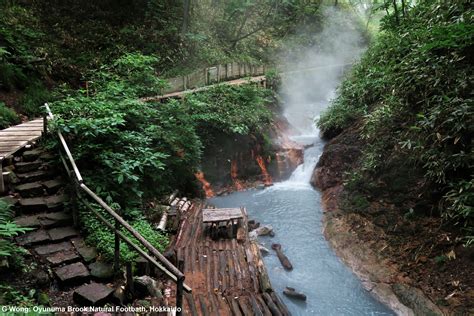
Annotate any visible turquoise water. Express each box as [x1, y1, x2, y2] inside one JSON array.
[[209, 152, 395, 315]]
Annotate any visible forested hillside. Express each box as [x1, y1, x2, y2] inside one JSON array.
[[317, 0, 473, 312]]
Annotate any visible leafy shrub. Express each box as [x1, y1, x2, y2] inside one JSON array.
[[184, 84, 273, 137], [318, 1, 473, 241], [0, 102, 20, 128], [80, 204, 168, 263], [0, 200, 31, 264], [20, 81, 50, 117], [51, 54, 201, 209]]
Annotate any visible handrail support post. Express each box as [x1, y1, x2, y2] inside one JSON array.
[[114, 213, 120, 275], [176, 276, 184, 316], [0, 158, 4, 194]]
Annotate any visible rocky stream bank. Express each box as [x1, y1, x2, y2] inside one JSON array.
[[312, 127, 473, 315]]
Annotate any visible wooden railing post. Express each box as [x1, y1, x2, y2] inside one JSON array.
[[114, 210, 120, 275], [0, 158, 4, 194], [43, 113, 48, 135], [126, 262, 134, 296], [176, 276, 184, 316]]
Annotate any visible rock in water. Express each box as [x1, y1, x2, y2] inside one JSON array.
[[258, 244, 270, 256], [271, 243, 293, 270], [134, 275, 162, 299], [249, 224, 274, 239], [283, 287, 307, 301]]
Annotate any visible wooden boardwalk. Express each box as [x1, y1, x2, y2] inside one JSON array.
[[0, 118, 44, 160], [173, 202, 290, 316], [142, 76, 266, 102]]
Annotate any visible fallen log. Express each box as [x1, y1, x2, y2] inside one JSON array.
[[271, 291, 292, 316], [251, 243, 272, 293], [271, 243, 293, 270], [156, 211, 168, 231], [167, 190, 179, 204], [263, 292, 282, 316], [283, 287, 307, 301]]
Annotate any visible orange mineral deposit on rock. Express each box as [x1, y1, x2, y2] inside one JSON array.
[[195, 171, 215, 198]]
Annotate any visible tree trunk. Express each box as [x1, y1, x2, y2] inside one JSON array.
[[182, 0, 191, 37]]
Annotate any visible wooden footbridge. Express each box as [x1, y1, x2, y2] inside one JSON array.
[[0, 118, 45, 192], [142, 61, 353, 102]]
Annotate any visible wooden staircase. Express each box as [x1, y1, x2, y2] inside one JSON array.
[[9, 146, 116, 306]]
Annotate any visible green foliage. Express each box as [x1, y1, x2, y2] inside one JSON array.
[[0, 200, 31, 262], [80, 204, 168, 263], [20, 81, 51, 116], [49, 53, 273, 261], [184, 84, 273, 137], [318, 0, 473, 241], [0, 102, 19, 128], [0, 285, 37, 307], [51, 53, 201, 209]]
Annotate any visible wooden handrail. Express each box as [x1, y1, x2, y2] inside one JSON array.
[[44, 103, 83, 183], [43, 103, 191, 302]]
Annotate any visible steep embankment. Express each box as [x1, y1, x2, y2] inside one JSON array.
[[313, 1, 473, 315]]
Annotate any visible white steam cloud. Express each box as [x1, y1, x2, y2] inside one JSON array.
[[279, 7, 366, 135]]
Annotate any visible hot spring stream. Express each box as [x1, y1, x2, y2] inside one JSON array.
[[209, 73, 395, 314]]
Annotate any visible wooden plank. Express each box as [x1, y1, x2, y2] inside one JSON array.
[[202, 208, 243, 223], [2, 125, 43, 131], [185, 293, 199, 316], [0, 131, 42, 136], [0, 139, 29, 144], [0, 134, 37, 141]]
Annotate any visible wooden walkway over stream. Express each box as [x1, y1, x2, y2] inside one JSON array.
[[174, 202, 290, 315]]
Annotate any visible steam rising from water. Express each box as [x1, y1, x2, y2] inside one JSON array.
[[280, 7, 366, 135]]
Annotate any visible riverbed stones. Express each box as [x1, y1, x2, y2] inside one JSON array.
[[73, 282, 114, 306], [249, 224, 273, 239], [134, 276, 162, 298], [258, 244, 270, 256], [54, 262, 90, 283]]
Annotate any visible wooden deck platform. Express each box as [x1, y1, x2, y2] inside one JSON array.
[[0, 118, 44, 160], [174, 203, 290, 316]]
